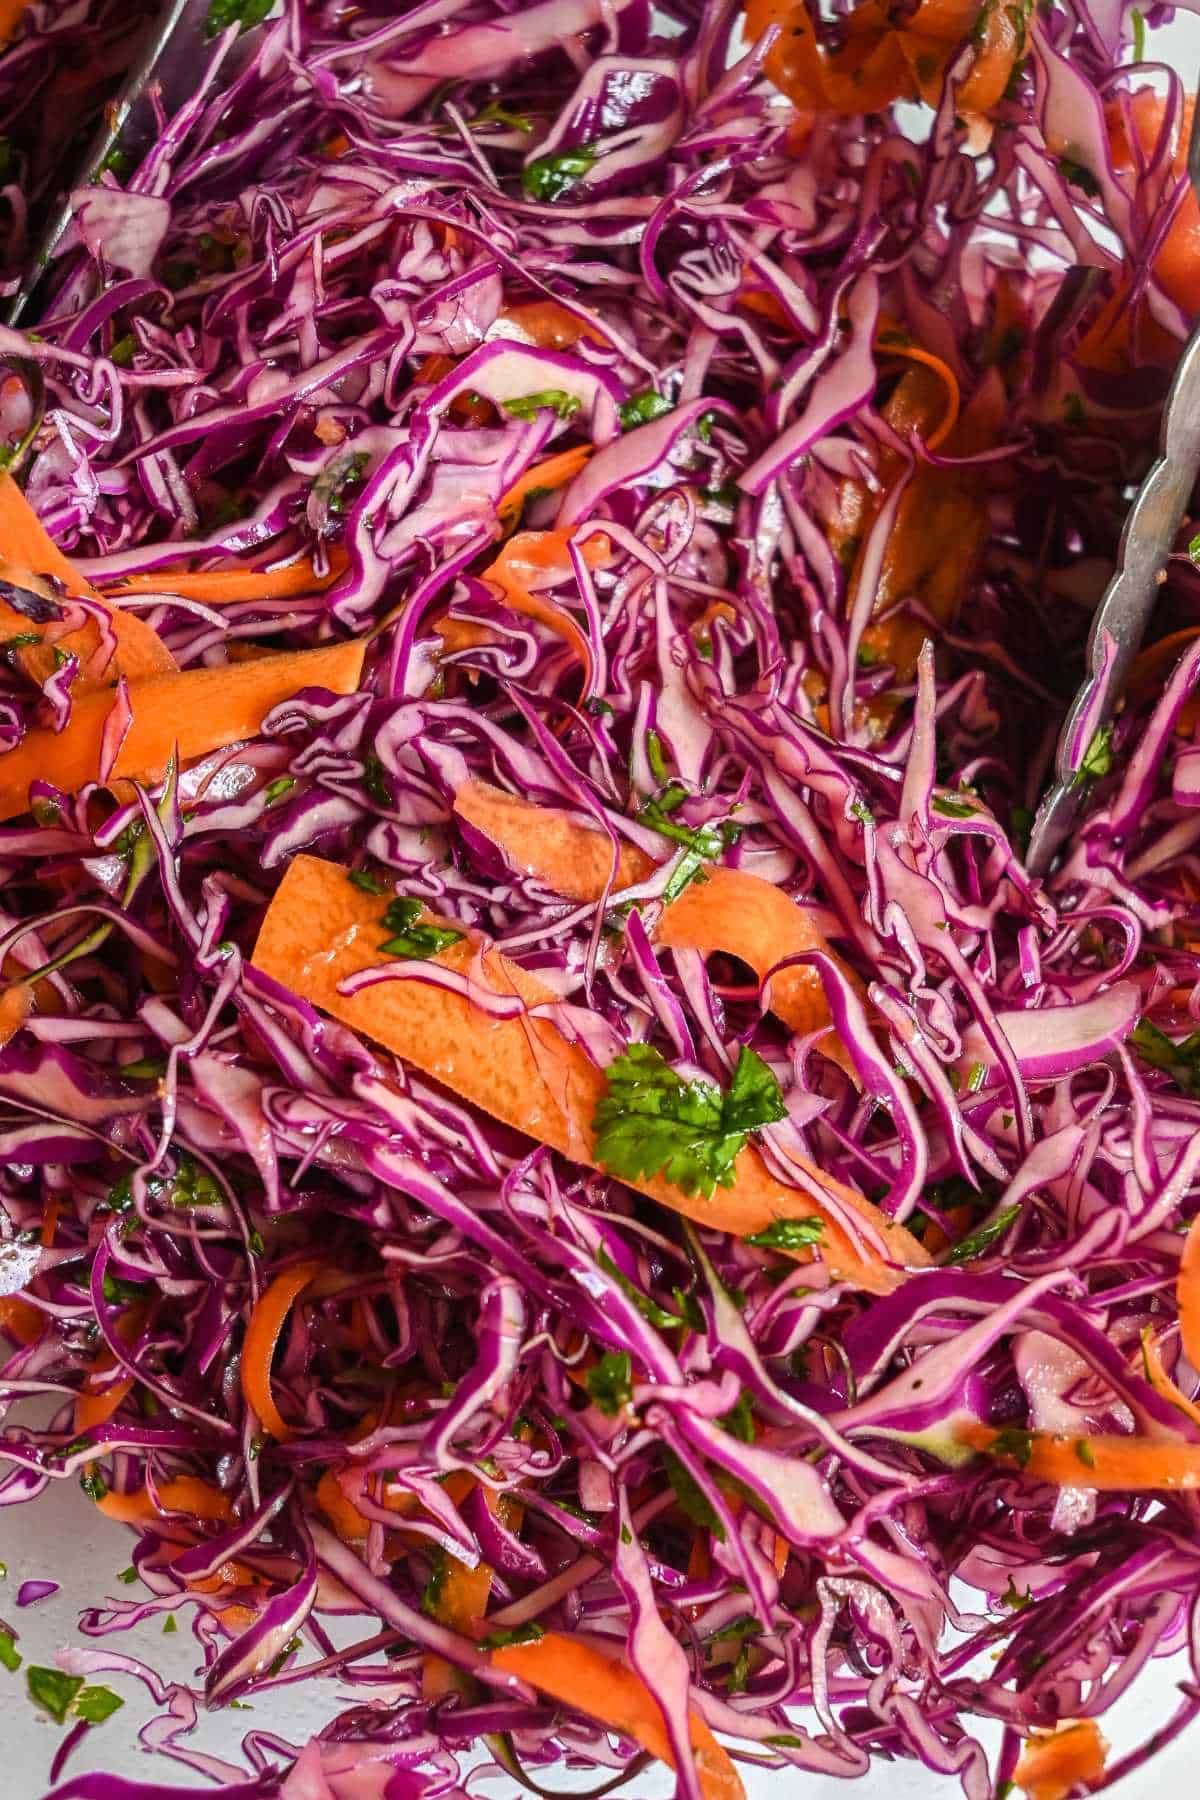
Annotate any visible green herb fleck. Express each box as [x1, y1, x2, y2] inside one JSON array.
[[593, 1043, 786, 1201], [480, 1622, 545, 1649], [619, 390, 673, 431], [205, 0, 274, 40], [119, 1057, 165, 1080], [471, 102, 534, 134], [421, 1550, 448, 1618], [521, 145, 598, 203], [117, 1566, 138, 1585], [932, 793, 977, 819], [502, 389, 581, 423], [108, 335, 137, 368], [663, 1448, 724, 1540], [672, 1287, 706, 1331], [1001, 1575, 1032, 1610], [711, 1614, 761, 1643], [0, 1629, 20, 1672], [1072, 723, 1114, 786], [943, 1203, 1020, 1265], [720, 1393, 756, 1443], [1131, 1017, 1200, 1094], [348, 868, 387, 895], [585, 1350, 634, 1417], [102, 1271, 148, 1306], [986, 1426, 1035, 1469], [263, 776, 296, 805], [80, 1466, 108, 1501], [745, 1216, 824, 1252], [162, 1615, 177, 1634], [1130, 5, 1145, 59], [311, 450, 368, 526], [378, 896, 465, 961], [596, 1248, 686, 1330], [764, 1735, 807, 1749], [363, 752, 392, 810], [1074, 1437, 1096, 1469], [644, 729, 671, 785]]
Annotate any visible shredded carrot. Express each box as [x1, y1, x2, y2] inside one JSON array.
[[656, 866, 846, 1044], [75, 1362, 136, 1434], [96, 1475, 234, 1525], [0, 1293, 42, 1344], [0, 471, 176, 685], [39, 1194, 59, 1249], [315, 1469, 370, 1542], [874, 318, 960, 450], [1107, 91, 1200, 318], [423, 1554, 495, 1699], [845, 368, 994, 681], [497, 301, 609, 351], [449, 792, 854, 1072], [454, 777, 656, 899], [490, 1632, 744, 1800], [240, 1260, 321, 1442], [0, 0, 27, 44], [1014, 1721, 1108, 1800], [746, 0, 1018, 124], [1179, 1213, 1200, 1377], [0, 980, 32, 1048], [497, 446, 594, 527], [97, 552, 347, 605], [961, 1421, 1200, 1489], [1140, 1329, 1200, 1429], [477, 530, 609, 693], [251, 856, 928, 1293], [0, 637, 365, 823]]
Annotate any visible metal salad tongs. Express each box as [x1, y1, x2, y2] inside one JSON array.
[[1025, 106, 1200, 876], [3, 0, 242, 329]]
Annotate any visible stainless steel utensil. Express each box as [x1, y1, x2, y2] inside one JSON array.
[[1026, 110, 1200, 876], [5, 0, 220, 328]]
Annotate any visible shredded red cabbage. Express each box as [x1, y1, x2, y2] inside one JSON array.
[[1, 1, 1199, 1796]]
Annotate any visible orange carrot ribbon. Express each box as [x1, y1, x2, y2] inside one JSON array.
[[251, 855, 926, 1292]]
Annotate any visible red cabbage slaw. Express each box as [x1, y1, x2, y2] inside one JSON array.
[[0, 0, 1198, 1795]]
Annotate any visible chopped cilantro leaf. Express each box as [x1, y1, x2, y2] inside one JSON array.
[[521, 145, 598, 202], [943, 1203, 1020, 1265], [745, 1216, 824, 1251], [378, 897, 464, 960], [503, 389, 581, 422], [585, 1350, 633, 1416], [593, 1043, 786, 1200], [619, 390, 673, 431]]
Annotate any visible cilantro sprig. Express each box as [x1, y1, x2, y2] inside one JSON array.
[[593, 1044, 787, 1200]]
